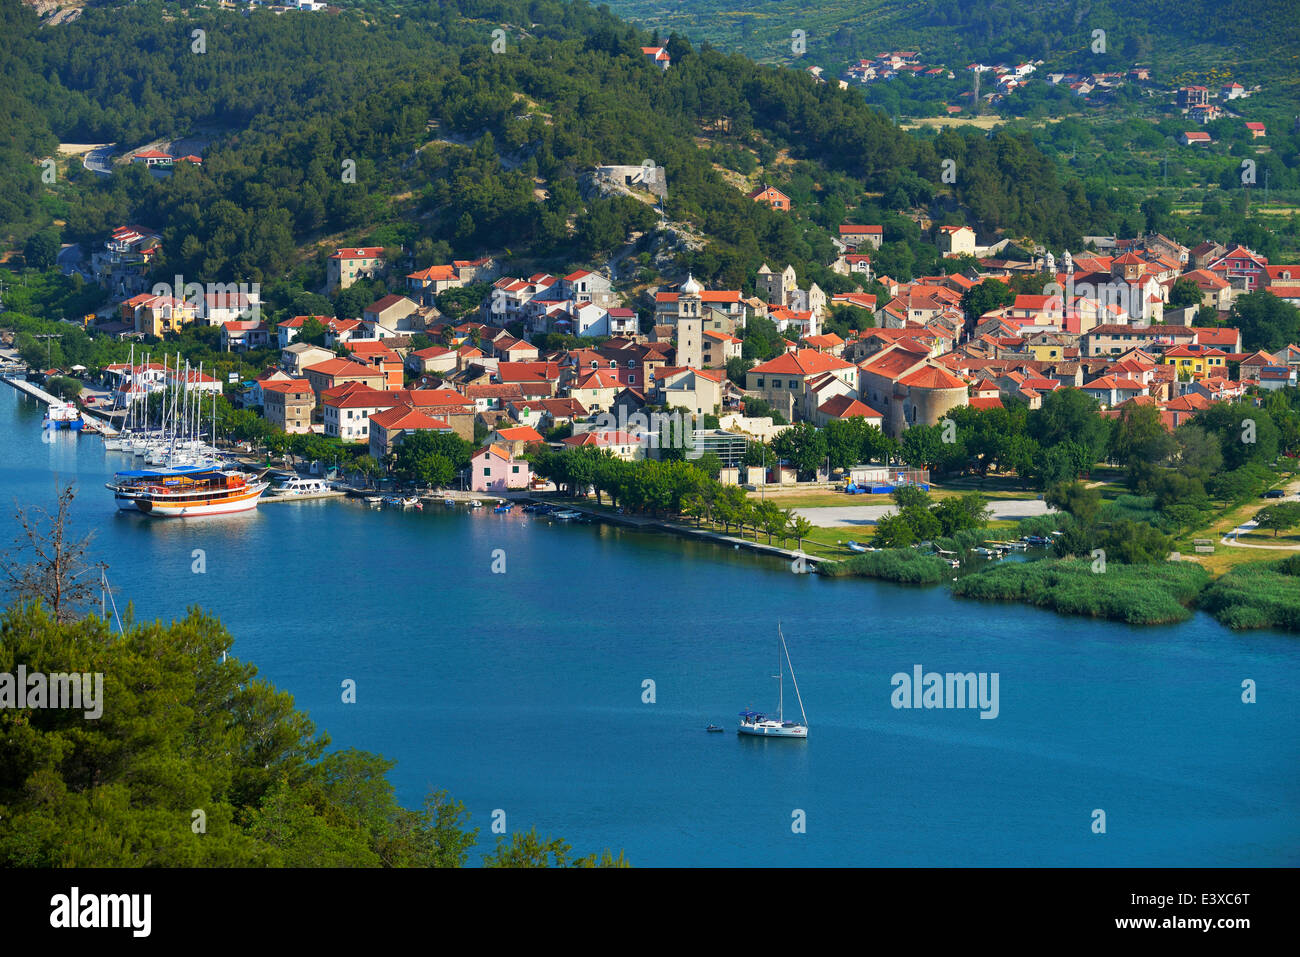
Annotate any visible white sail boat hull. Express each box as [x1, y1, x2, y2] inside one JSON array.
[[737, 722, 807, 738]]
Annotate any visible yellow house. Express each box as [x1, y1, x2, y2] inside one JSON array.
[[121, 293, 198, 337], [1160, 346, 1226, 377], [1027, 333, 1074, 362]]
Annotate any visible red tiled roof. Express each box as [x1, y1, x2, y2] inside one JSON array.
[[329, 247, 384, 260], [898, 366, 966, 390], [408, 264, 458, 282], [370, 405, 450, 431], [749, 349, 855, 376], [305, 358, 381, 377], [818, 395, 883, 419], [493, 425, 544, 443]]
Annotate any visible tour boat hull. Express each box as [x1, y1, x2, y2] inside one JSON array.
[[133, 483, 267, 517]]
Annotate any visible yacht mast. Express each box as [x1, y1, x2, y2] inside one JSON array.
[[781, 624, 808, 728]]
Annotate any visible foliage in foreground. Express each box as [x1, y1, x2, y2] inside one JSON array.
[[0, 602, 622, 867], [819, 548, 950, 585], [950, 558, 1210, 625], [1197, 555, 1300, 632]]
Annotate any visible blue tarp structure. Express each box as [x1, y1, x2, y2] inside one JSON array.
[[114, 464, 219, 478]]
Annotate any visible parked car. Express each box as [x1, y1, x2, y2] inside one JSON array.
[[1262, 489, 1285, 499]]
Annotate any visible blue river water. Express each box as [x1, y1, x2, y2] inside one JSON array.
[[2, 384, 1297, 866]]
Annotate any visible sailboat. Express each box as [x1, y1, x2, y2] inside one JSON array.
[[738, 624, 809, 739]]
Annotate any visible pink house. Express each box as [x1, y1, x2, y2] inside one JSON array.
[[471, 443, 531, 492]]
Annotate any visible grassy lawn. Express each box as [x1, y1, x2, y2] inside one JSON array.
[[755, 482, 1038, 508], [1170, 494, 1295, 574], [749, 489, 885, 508]]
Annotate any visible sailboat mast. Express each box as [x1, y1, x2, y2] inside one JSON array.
[[781, 626, 809, 728], [778, 634, 784, 722]]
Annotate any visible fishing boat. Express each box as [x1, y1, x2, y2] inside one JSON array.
[[738, 624, 808, 739], [468, 500, 483, 509], [493, 502, 512, 513], [444, 498, 455, 507], [365, 495, 384, 507], [108, 466, 269, 517]]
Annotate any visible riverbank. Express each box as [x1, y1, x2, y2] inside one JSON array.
[[532, 494, 1298, 630]]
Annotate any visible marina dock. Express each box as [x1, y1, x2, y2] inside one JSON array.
[[260, 489, 347, 504], [1, 371, 119, 435]]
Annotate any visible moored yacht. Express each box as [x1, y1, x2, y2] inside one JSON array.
[[270, 475, 331, 496], [109, 466, 268, 517], [738, 624, 809, 739]]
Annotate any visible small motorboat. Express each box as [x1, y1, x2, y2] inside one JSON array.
[[846, 541, 870, 553], [706, 724, 725, 733], [365, 496, 383, 507], [444, 498, 455, 507], [383, 496, 420, 508], [468, 500, 483, 509], [553, 510, 582, 521], [493, 503, 512, 513]]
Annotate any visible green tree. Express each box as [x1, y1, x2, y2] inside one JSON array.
[[1046, 480, 1101, 527], [961, 277, 1015, 323], [296, 317, 329, 346], [771, 422, 828, 479], [1167, 277, 1203, 310], [872, 512, 916, 548], [1255, 503, 1300, 538], [23, 231, 61, 271], [393, 431, 455, 488], [1229, 291, 1300, 353], [900, 424, 945, 470], [788, 514, 814, 551], [483, 828, 628, 868], [1030, 388, 1110, 467], [931, 493, 991, 535]]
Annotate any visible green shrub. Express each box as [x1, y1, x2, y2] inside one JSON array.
[[1198, 557, 1300, 632], [951, 558, 1209, 625], [819, 548, 949, 585], [1016, 514, 1061, 538]]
